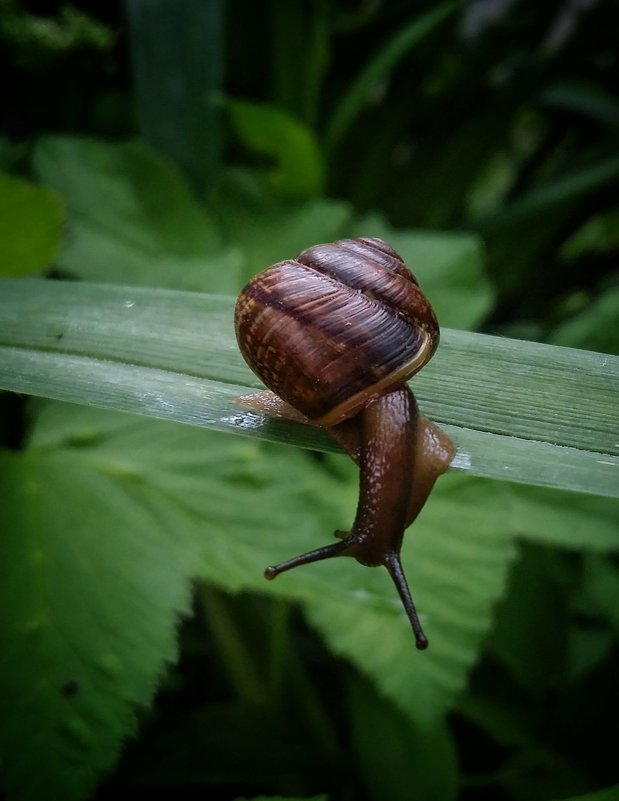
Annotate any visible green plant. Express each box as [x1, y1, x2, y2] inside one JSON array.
[[1, 3, 618, 801]]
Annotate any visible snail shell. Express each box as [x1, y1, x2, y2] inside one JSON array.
[[234, 237, 439, 426]]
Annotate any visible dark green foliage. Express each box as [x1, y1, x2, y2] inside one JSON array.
[[0, 2, 618, 801]]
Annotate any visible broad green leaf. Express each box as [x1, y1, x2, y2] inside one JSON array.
[[227, 99, 325, 197], [29, 133, 483, 316], [1, 403, 616, 799], [32, 137, 238, 292], [350, 212, 492, 330], [0, 172, 63, 276], [305, 481, 617, 729], [0, 425, 194, 800], [304, 473, 518, 727], [0, 400, 517, 746], [508, 485, 619, 551], [1, 279, 617, 498], [0, 400, 349, 801], [33, 135, 350, 291]]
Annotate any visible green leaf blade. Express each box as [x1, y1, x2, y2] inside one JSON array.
[[125, 0, 224, 195], [325, 1, 459, 153], [1, 278, 617, 498]]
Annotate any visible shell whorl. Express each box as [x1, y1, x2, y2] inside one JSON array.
[[234, 237, 439, 426]]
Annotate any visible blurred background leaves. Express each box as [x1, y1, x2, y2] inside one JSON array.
[[0, 1, 618, 801]]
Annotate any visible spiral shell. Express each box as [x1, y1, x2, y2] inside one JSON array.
[[234, 237, 439, 426]]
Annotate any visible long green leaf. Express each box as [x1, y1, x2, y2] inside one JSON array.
[[0, 278, 617, 498], [324, 1, 458, 153], [125, 0, 224, 195], [479, 155, 619, 230]]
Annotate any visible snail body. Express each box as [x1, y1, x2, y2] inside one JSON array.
[[234, 237, 455, 649]]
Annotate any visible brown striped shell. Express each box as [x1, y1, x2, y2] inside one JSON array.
[[234, 237, 439, 426]]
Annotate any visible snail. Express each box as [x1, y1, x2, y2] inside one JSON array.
[[234, 237, 455, 649]]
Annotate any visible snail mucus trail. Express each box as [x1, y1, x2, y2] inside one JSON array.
[[234, 237, 455, 649]]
